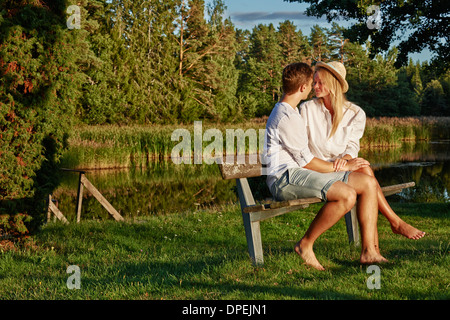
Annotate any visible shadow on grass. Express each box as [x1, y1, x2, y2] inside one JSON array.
[[29, 201, 448, 299], [77, 257, 364, 300], [390, 202, 450, 218]]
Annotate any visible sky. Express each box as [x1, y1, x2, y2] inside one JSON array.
[[222, 0, 348, 35], [218, 0, 431, 62]]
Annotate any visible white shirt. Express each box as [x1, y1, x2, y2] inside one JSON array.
[[264, 102, 314, 190], [299, 98, 366, 161]]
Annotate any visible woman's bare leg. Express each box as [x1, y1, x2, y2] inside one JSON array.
[[295, 181, 356, 270], [356, 166, 425, 240], [347, 172, 388, 264]]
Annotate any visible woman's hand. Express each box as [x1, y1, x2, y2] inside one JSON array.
[[340, 157, 370, 172], [333, 158, 348, 172]]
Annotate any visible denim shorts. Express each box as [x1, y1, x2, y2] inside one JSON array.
[[270, 168, 350, 201]]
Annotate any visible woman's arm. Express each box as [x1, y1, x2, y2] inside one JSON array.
[[305, 157, 370, 173]]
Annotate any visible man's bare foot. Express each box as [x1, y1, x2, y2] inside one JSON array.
[[294, 240, 325, 271], [360, 250, 389, 265], [391, 221, 425, 240]]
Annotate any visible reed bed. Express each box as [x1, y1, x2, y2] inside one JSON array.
[[361, 117, 447, 147], [62, 117, 450, 170]]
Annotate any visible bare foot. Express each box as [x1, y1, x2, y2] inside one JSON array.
[[294, 240, 325, 271], [391, 221, 425, 240], [360, 250, 389, 265]]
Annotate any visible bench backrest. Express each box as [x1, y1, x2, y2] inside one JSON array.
[[219, 162, 262, 180], [218, 154, 264, 180]]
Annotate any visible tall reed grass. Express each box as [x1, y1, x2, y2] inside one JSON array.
[[62, 117, 450, 169]]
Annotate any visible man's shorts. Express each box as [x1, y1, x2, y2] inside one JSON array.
[[270, 167, 351, 201]]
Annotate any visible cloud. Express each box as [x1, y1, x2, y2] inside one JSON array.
[[230, 11, 323, 23]]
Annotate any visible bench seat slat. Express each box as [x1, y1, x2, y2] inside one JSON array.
[[380, 182, 415, 196], [250, 204, 313, 222]]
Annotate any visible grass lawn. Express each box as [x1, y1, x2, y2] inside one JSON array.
[[0, 202, 448, 300]]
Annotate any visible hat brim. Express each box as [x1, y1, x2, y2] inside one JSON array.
[[315, 61, 349, 93]]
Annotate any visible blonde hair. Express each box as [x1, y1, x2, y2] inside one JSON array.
[[316, 67, 353, 138]]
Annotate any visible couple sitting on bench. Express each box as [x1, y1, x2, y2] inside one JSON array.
[[264, 61, 425, 270]]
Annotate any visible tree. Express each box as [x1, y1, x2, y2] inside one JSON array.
[[0, 0, 90, 235], [309, 24, 330, 62], [175, 0, 239, 122], [277, 20, 311, 66], [327, 23, 349, 63], [285, 0, 449, 73], [237, 23, 282, 116], [421, 80, 448, 115]]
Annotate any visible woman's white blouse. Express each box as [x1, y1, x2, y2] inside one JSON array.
[[299, 98, 366, 162]]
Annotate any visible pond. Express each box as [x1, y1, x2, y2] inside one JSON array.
[[52, 141, 450, 221]]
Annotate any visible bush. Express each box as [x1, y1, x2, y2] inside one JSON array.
[[0, 0, 88, 237]]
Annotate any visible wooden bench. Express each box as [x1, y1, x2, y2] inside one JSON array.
[[218, 158, 415, 266]]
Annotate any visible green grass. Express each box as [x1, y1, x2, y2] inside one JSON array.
[[1, 202, 448, 300]]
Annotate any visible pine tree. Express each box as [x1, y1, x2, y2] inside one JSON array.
[[238, 23, 282, 116], [277, 20, 311, 66], [327, 23, 349, 63], [175, 0, 238, 122], [411, 64, 423, 96], [82, 0, 182, 124], [421, 80, 447, 115], [309, 25, 330, 62]]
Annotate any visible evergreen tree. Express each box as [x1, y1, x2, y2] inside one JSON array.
[[327, 23, 349, 63], [238, 23, 282, 117], [0, 0, 90, 233], [81, 0, 182, 124], [438, 71, 450, 114], [309, 24, 330, 62], [421, 80, 447, 115], [206, 1, 239, 121], [344, 42, 419, 117], [176, 0, 238, 122], [277, 20, 311, 66]]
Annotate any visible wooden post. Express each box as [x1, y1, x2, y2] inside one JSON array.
[[76, 172, 84, 223], [47, 194, 52, 223], [80, 174, 124, 222]]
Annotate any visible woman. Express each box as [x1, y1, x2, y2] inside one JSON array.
[[300, 61, 425, 240]]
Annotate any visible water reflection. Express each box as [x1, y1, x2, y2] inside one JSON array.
[[362, 141, 450, 202], [54, 142, 449, 220], [54, 162, 237, 220]]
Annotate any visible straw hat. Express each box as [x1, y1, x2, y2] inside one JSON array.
[[315, 61, 349, 93]]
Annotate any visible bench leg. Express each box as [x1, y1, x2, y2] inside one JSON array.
[[236, 178, 264, 266], [242, 213, 264, 266], [345, 205, 360, 246]]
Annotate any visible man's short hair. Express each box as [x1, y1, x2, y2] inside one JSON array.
[[282, 62, 313, 95]]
